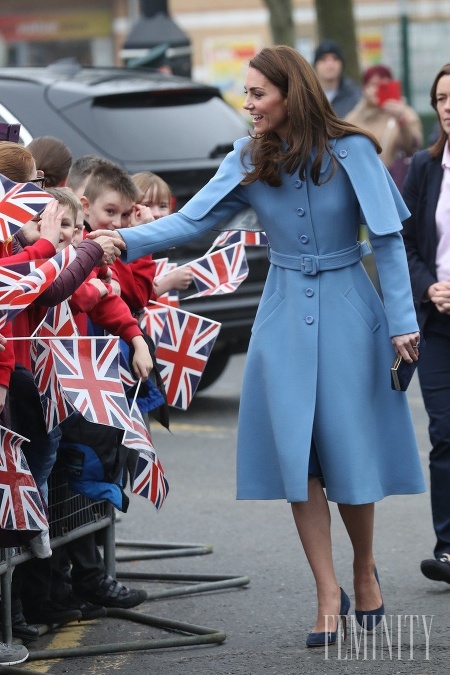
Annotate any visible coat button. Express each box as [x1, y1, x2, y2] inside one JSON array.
[[300, 234, 309, 243], [305, 288, 314, 297], [305, 315, 314, 324], [295, 179, 303, 188], [297, 207, 305, 216], [339, 149, 348, 158]]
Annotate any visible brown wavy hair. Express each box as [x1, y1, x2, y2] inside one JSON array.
[[242, 45, 381, 187], [429, 62, 450, 160]]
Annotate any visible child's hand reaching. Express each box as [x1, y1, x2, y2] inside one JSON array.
[[130, 204, 155, 227], [155, 266, 194, 296], [20, 218, 42, 244], [130, 335, 153, 381], [88, 278, 109, 298], [39, 199, 66, 248], [24, 199, 66, 248]]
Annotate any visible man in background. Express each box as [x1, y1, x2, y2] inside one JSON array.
[[313, 39, 361, 118]]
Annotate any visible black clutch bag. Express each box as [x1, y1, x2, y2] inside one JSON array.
[[390, 355, 418, 391]]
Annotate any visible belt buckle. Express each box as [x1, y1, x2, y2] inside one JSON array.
[[300, 255, 317, 275]]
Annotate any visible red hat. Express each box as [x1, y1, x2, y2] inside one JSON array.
[[362, 65, 393, 85]]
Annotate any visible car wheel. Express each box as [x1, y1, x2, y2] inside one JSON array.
[[197, 350, 230, 391]]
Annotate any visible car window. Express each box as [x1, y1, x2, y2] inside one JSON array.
[[58, 93, 249, 163]]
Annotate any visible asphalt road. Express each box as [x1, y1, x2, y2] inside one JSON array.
[[17, 356, 450, 675]]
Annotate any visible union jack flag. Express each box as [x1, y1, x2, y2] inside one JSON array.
[[0, 172, 53, 241], [122, 398, 169, 510], [0, 245, 77, 328], [32, 337, 75, 432], [185, 243, 248, 299], [131, 449, 169, 511], [122, 402, 155, 455], [212, 230, 268, 248], [31, 303, 78, 432], [0, 425, 48, 531], [155, 288, 179, 308], [156, 306, 221, 409], [37, 301, 79, 339], [154, 259, 179, 308], [48, 336, 134, 432], [153, 258, 169, 278], [0, 260, 36, 287], [118, 348, 137, 391], [139, 302, 169, 348], [40, 396, 74, 436]]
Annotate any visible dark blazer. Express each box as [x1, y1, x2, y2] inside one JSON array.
[[402, 147, 444, 329]]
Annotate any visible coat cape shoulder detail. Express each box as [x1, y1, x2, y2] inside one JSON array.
[[180, 135, 410, 235]]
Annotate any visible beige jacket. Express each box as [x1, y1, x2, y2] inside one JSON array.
[[345, 99, 423, 169]]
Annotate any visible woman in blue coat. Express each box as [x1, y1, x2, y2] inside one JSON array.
[[91, 46, 425, 646]]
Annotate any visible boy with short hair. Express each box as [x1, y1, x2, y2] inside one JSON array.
[[66, 155, 112, 199], [46, 179, 152, 612]]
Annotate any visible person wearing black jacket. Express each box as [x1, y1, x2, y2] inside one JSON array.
[[402, 62, 450, 583], [313, 39, 361, 118]]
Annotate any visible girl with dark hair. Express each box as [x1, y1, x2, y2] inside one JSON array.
[[89, 45, 425, 647], [27, 136, 72, 188]]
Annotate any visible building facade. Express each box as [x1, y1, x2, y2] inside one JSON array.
[[0, 1, 449, 114]]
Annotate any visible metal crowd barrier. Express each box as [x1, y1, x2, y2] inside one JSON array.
[[0, 466, 250, 666], [0, 466, 113, 644]]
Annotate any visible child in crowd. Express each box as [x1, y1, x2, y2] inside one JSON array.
[[41, 185, 153, 619], [27, 136, 72, 188], [0, 143, 63, 423], [66, 155, 112, 200], [131, 171, 193, 299], [9, 187, 125, 633]]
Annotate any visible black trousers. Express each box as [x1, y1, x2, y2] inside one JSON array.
[[418, 307, 450, 558], [50, 532, 105, 600]]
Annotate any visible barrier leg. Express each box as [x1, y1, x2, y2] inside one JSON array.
[[114, 539, 250, 600], [0, 548, 13, 644], [102, 503, 116, 579], [26, 611, 226, 661]]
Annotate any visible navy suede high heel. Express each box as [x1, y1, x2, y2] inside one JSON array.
[[355, 568, 384, 632], [306, 588, 350, 648]]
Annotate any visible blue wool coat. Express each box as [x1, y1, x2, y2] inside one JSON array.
[[120, 134, 426, 504]]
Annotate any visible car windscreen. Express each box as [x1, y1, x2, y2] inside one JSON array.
[[59, 90, 249, 163]]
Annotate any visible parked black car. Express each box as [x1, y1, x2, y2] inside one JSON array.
[[0, 62, 269, 388]]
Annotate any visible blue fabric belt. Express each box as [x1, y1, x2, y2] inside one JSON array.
[[268, 241, 371, 275]]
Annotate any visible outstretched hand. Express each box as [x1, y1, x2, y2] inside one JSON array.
[[87, 229, 127, 260], [93, 235, 125, 265]]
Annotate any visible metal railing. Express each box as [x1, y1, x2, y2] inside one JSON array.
[[0, 465, 250, 665]]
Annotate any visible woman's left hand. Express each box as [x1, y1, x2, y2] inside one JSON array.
[[391, 332, 420, 363]]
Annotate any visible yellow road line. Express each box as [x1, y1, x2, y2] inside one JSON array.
[[28, 620, 127, 672], [159, 423, 229, 433], [28, 622, 87, 673]]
